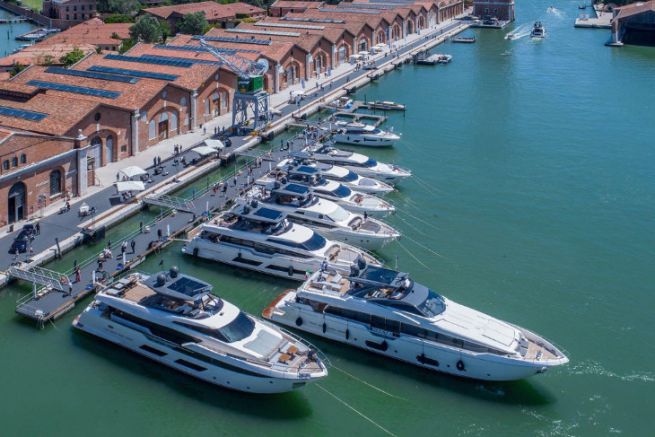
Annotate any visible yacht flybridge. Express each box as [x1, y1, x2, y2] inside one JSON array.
[[264, 265, 568, 381], [531, 21, 546, 39], [281, 156, 394, 195], [273, 164, 395, 217], [182, 204, 381, 280], [243, 182, 400, 250], [331, 121, 400, 147], [305, 144, 411, 184], [73, 269, 328, 393]]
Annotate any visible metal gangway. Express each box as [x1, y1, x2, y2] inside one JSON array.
[[143, 194, 195, 213], [7, 264, 68, 292]]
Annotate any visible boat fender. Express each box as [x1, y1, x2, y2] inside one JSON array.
[[193, 247, 199, 257], [345, 329, 350, 340], [288, 265, 294, 276], [322, 322, 327, 333], [456, 360, 465, 371], [295, 317, 303, 327]]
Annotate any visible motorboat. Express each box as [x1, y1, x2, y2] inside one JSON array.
[[367, 101, 406, 111], [415, 54, 452, 65], [452, 36, 476, 44], [305, 144, 411, 184], [264, 265, 569, 381], [73, 269, 328, 393], [244, 183, 400, 250], [182, 204, 381, 281], [276, 164, 395, 217], [530, 21, 546, 39], [331, 121, 400, 148], [280, 156, 394, 195]]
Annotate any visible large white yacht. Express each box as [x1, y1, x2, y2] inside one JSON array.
[[73, 269, 328, 393], [243, 182, 400, 250], [306, 144, 411, 184], [281, 156, 394, 195], [331, 121, 400, 147], [264, 265, 569, 381], [274, 164, 395, 217], [182, 204, 381, 280]]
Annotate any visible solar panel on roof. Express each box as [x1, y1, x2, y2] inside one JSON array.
[[0, 105, 47, 121], [319, 7, 380, 14], [285, 184, 310, 194], [254, 22, 324, 30], [226, 28, 301, 37], [194, 35, 273, 46], [253, 207, 283, 221], [87, 66, 179, 81], [26, 80, 121, 99], [45, 66, 139, 84], [283, 17, 345, 24], [139, 54, 222, 66], [156, 43, 260, 54], [105, 54, 193, 68]]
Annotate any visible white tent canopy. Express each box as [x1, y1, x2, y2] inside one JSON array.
[[204, 139, 225, 150], [115, 180, 145, 193], [192, 146, 218, 157], [119, 166, 147, 179]]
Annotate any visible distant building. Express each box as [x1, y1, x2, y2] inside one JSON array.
[[269, 1, 324, 18], [42, 0, 98, 28], [142, 1, 266, 34], [611, 0, 655, 46], [473, 0, 515, 22]]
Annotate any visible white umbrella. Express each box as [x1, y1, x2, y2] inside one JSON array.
[[119, 166, 147, 179], [115, 180, 145, 193], [192, 145, 218, 157]]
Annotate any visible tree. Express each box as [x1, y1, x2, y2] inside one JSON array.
[[177, 12, 208, 36], [129, 16, 163, 43], [98, 0, 141, 15], [104, 14, 134, 24], [59, 47, 85, 67], [119, 38, 136, 54], [9, 62, 27, 77]]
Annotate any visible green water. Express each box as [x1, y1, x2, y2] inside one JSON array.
[[2, 2, 655, 435]]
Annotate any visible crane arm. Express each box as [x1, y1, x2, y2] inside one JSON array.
[[199, 39, 262, 79]]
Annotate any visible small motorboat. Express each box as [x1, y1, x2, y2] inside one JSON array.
[[578, 4, 587, 9], [437, 54, 453, 64], [530, 21, 546, 39], [415, 54, 452, 65], [367, 101, 406, 111], [452, 36, 476, 43]]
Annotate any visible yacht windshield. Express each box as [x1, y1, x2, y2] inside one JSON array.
[[342, 171, 358, 182], [364, 158, 378, 168], [301, 232, 327, 251], [331, 184, 352, 198], [218, 312, 256, 343], [417, 290, 445, 318]]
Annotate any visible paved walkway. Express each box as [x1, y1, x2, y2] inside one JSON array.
[[1, 18, 467, 278]]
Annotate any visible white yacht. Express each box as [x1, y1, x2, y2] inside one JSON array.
[[73, 269, 328, 393], [264, 265, 569, 382], [281, 156, 394, 195], [277, 164, 395, 217], [244, 182, 400, 250], [182, 204, 381, 281], [331, 121, 400, 147], [367, 101, 406, 111], [530, 21, 546, 39], [306, 144, 411, 184]]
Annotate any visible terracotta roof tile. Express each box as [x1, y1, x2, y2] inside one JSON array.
[[144, 1, 264, 20]]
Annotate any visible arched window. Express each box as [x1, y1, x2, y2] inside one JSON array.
[[148, 120, 156, 139], [204, 98, 210, 116], [180, 96, 187, 107], [20, 154, 26, 164], [159, 112, 168, 122], [105, 136, 113, 163], [219, 90, 229, 112], [3, 160, 9, 170], [170, 111, 178, 131], [337, 45, 347, 64], [211, 92, 219, 116], [50, 169, 62, 196], [12, 157, 18, 167]]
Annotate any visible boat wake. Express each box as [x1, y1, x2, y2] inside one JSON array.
[[568, 360, 655, 383], [547, 6, 566, 18], [505, 23, 531, 40]]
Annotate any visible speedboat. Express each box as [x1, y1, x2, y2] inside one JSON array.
[[244, 183, 400, 250], [331, 121, 400, 148], [306, 144, 411, 184], [264, 265, 569, 381], [182, 204, 381, 280], [367, 101, 406, 111], [530, 21, 546, 39], [73, 269, 328, 393], [280, 156, 394, 195], [277, 164, 395, 217]]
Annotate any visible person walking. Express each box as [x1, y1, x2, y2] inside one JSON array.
[[130, 239, 136, 254], [35, 221, 40, 235], [139, 221, 143, 233], [157, 228, 163, 241], [121, 241, 127, 256], [106, 239, 111, 250], [74, 266, 81, 283]]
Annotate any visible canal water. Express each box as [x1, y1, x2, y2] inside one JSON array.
[[2, 1, 654, 435], [0, 8, 38, 57]]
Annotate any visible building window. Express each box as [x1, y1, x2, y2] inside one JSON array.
[[120, 145, 127, 152], [204, 99, 210, 116], [73, 6, 77, 11], [73, 13, 77, 20], [170, 112, 178, 131], [3, 160, 9, 170], [20, 154, 26, 164], [11, 157, 18, 167], [180, 96, 187, 107], [66, 14, 69, 20], [81, 5, 85, 10], [50, 169, 62, 196], [149, 119, 156, 139]]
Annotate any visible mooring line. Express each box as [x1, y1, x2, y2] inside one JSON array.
[[402, 233, 445, 259], [315, 383, 397, 437], [396, 240, 430, 269], [331, 365, 405, 400]]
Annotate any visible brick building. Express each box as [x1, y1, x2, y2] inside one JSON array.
[[269, 1, 324, 18], [42, 0, 98, 27], [473, 0, 515, 21]]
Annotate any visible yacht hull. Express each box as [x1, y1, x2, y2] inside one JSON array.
[[332, 134, 395, 147], [265, 293, 567, 382], [314, 227, 397, 251], [340, 165, 409, 184], [73, 308, 317, 394]]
